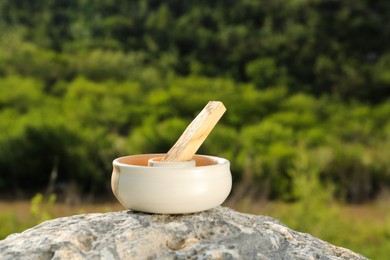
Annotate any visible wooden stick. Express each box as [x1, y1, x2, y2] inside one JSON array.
[[162, 101, 226, 162]]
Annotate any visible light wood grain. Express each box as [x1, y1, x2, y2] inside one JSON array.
[[162, 101, 226, 162]]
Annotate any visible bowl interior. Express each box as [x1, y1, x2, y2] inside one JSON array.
[[115, 154, 219, 167]]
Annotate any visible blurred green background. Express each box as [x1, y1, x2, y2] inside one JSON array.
[[1, 0, 390, 258]]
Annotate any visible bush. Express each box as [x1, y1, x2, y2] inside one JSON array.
[[1, 73, 390, 201]]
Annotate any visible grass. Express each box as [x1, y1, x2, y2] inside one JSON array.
[[1, 195, 389, 259]]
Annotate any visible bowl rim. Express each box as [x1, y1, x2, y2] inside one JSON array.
[[113, 153, 229, 169]]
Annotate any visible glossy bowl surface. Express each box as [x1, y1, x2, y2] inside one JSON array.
[[111, 154, 232, 214]]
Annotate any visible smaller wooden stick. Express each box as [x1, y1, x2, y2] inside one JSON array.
[[162, 101, 226, 162]]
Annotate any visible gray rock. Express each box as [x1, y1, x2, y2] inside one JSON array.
[[0, 206, 366, 259]]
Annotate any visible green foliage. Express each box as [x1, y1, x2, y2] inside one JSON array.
[[1, 72, 390, 201], [0, 76, 45, 113], [127, 117, 187, 154], [0, 28, 69, 82], [235, 148, 390, 259], [0, 193, 56, 240], [245, 58, 289, 88], [69, 50, 147, 82], [1, 0, 390, 100], [30, 193, 56, 223], [0, 0, 390, 202], [240, 121, 295, 199], [288, 151, 390, 259], [286, 147, 338, 234], [0, 211, 26, 240]]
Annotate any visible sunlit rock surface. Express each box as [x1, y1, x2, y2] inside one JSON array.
[[0, 206, 366, 259]]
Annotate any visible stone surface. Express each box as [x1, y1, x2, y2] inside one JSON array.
[[0, 207, 366, 259]]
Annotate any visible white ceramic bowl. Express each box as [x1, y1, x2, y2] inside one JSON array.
[[111, 154, 232, 214]]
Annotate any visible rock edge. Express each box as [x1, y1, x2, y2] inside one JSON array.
[[0, 206, 366, 259]]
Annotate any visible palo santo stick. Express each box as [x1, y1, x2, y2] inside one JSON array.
[[162, 101, 226, 162]]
